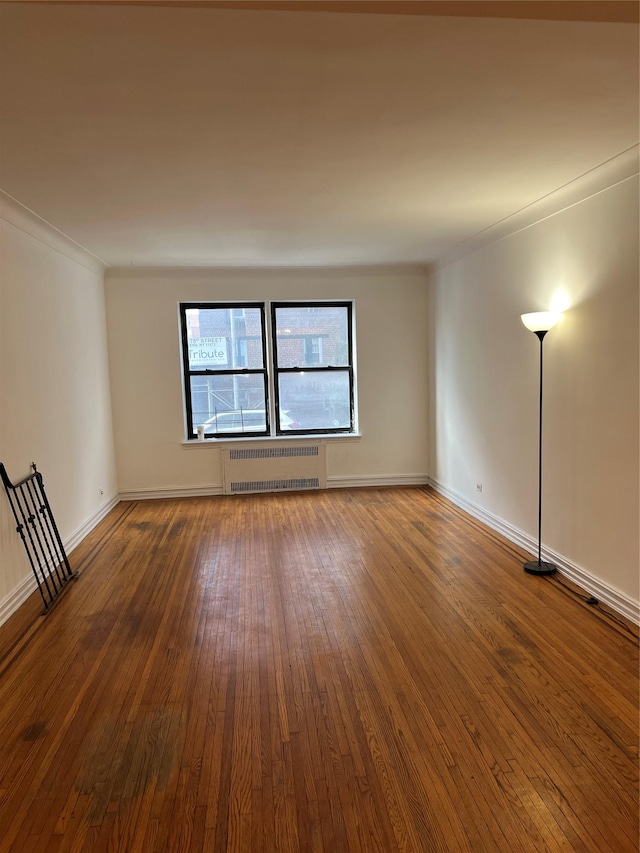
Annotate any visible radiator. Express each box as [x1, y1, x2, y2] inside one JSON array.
[[222, 444, 327, 495]]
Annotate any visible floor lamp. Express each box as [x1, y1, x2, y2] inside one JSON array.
[[520, 311, 560, 576]]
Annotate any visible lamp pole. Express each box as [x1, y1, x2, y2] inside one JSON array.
[[521, 312, 560, 576]]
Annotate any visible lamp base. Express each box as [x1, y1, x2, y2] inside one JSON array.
[[523, 560, 557, 576]]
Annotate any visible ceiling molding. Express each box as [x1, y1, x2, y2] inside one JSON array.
[[0, 190, 108, 274], [434, 145, 640, 268], [2, 2, 637, 267], [5, 1, 639, 25], [104, 263, 429, 278]]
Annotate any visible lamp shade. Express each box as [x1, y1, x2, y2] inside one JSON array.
[[521, 312, 560, 333]]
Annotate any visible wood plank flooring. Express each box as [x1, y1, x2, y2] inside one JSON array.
[[0, 486, 637, 851]]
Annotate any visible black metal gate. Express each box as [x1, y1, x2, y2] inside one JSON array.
[[0, 462, 76, 612]]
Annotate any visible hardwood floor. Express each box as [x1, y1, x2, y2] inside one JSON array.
[[0, 487, 637, 852]]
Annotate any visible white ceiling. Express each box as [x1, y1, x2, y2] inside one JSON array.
[[0, 2, 638, 268]]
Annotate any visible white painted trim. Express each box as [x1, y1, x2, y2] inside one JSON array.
[[0, 493, 120, 627], [0, 189, 108, 274], [65, 495, 120, 554], [119, 485, 224, 501], [181, 433, 362, 447], [120, 475, 429, 500], [105, 264, 428, 279], [0, 573, 38, 628], [8, 478, 634, 631], [427, 476, 640, 626], [328, 474, 429, 489], [435, 146, 640, 268]]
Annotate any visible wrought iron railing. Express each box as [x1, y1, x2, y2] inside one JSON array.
[[0, 462, 76, 612]]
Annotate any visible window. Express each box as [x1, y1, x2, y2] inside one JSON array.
[[180, 303, 269, 437], [272, 302, 353, 433], [180, 300, 355, 439]]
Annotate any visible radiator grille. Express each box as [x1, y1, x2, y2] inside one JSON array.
[[229, 446, 319, 461], [222, 443, 326, 494], [231, 478, 320, 494]]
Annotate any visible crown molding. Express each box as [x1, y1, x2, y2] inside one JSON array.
[[105, 263, 429, 278], [0, 190, 108, 275], [434, 146, 640, 269]]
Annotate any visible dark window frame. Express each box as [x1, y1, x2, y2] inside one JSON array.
[[271, 300, 354, 437], [180, 301, 270, 439], [180, 299, 356, 439]]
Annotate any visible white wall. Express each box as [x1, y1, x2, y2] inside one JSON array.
[[0, 196, 118, 621], [105, 268, 429, 494], [428, 175, 639, 610]]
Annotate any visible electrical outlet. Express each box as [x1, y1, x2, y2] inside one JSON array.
[[99, 487, 104, 497], [476, 483, 483, 493]]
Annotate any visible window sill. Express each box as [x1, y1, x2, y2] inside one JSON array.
[[182, 433, 362, 447]]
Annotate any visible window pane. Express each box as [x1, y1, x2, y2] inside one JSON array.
[[278, 371, 351, 431], [186, 306, 264, 370], [190, 375, 266, 433], [274, 305, 349, 368], [203, 409, 267, 434]]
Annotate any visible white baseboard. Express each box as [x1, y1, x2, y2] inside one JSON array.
[[65, 494, 120, 553], [327, 474, 429, 489], [5, 477, 635, 628], [427, 476, 640, 626], [0, 573, 38, 627], [119, 484, 224, 501], [0, 493, 120, 628], [120, 476, 429, 500]]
